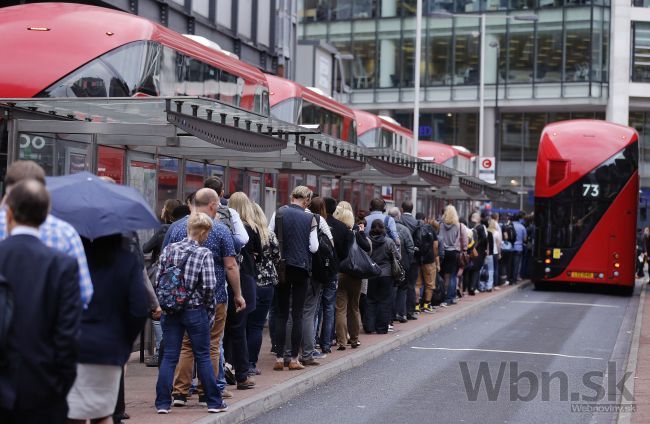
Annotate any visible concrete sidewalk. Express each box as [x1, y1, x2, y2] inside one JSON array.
[[626, 282, 650, 424], [124, 282, 528, 424]]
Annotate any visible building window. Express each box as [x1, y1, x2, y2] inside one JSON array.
[[633, 22, 650, 82], [216, 0, 232, 29], [192, 0, 210, 17], [535, 22, 563, 82]]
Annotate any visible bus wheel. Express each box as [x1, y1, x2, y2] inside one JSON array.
[[534, 281, 548, 291], [619, 284, 635, 297]]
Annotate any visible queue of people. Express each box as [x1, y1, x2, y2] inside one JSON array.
[[0, 160, 530, 423]]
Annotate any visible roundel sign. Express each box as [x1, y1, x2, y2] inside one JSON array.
[[479, 156, 496, 183]]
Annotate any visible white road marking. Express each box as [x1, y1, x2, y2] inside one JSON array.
[[410, 347, 604, 360], [511, 300, 618, 308]]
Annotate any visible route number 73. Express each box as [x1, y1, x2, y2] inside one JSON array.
[[582, 184, 600, 197]]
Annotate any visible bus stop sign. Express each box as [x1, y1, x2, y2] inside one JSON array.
[[479, 156, 496, 183]]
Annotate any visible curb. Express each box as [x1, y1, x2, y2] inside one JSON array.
[[194, 281, 531, 424], [617, 283, 646, 424]]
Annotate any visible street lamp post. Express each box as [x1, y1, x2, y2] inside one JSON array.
[[431, 11, 537, 179], [411, 0, 423, 212], [489, 41, 500, 178]]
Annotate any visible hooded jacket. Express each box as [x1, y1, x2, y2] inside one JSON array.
[[369, 233, 399, 277]]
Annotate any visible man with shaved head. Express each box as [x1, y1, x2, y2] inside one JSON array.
[[162, 188, 245, 406]]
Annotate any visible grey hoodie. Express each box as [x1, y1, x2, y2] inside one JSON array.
[[438, 222, 468, 252]]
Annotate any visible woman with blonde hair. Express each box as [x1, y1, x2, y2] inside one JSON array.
[[246, 203, 279, 374], [333, 208, 371, 349], [487, 218, 502, 291], [437, 205, 467, 306], [223, 192, 261, 388]]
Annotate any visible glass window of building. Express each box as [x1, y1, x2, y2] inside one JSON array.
[[216, 0, 232, 28], [564, 8, 594, 83], [453, 17, 480, 85], [536, 17, 563, 83], [633, 22, 650, 82], [377, 19, 400, 88], [506, 21, 533, 84], [380, 0, 399, 17], [192, 0, 210, 17], [485, 18, 506, 86], [238, 0, 253, 39], [354, 0, 378, 17], [258, 1, 271, 46], [427, 22, 452, 86], [352, 38, 378, 89]]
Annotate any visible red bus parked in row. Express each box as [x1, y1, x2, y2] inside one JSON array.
[[0, 3, 270, 114], [266, 74, 356, 143], [533, 120, 639, 295], [353, 109, 413, 155]]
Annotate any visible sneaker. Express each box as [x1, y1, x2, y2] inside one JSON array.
[[387, 325, 395, 332], [321, 347, 332, 354], [414, 304, 421, 312], [222, 389, 233, 399], [396, 314, 408, 323], [248, 367, 261, 376], [312, 351, 328, 359], [145, 354, 159, 367], [422, 304, 435, 314], [208, 401, 228, 413], [337, 345, 346, 351], [172, 394, 187, 407], [157, 409, 170, 414], [406, 314, 418, 320], [440, 302, 448, 307], [350, 341, 361, 349]]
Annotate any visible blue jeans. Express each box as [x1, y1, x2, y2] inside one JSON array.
[[486, 255, 495, 290], [442, 250, 459, 304], [217, 341, 226, 392], [510, 251, 523, 283], [156, 309, 222, 409], [247, 285, 274, 368], [317, 279, 337, 351], [153, 320, 162, 352]]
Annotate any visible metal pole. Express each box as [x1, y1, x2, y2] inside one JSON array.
[[478, 13, 486, 167], [494, 44, 500, 182], [411, 0, 423, 212]]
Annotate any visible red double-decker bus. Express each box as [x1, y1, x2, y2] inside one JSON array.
[[266, 74, 356, 143], [533, 120, 639, 295], [0, 3, 269, 114]]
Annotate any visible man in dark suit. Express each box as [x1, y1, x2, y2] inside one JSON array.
[[0, 179, 81, 424]]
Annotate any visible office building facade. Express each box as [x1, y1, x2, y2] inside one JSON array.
[[300, 0, 650, 202]]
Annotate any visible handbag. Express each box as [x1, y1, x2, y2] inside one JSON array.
[[458, 251, 470, 268], [340, 232, 381, 279], [274, 206, 287, 285], [390, 249, 406, 284]]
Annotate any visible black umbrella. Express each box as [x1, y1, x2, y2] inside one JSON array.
[[46, 172, 160, 239]]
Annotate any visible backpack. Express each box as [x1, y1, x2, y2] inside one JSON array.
[[155, 250, 200, 315], [412, 222, 434, 259], [502, 222, 516, 244], [312, 215, 337, 284], [431, 273, 446, 306], [217, 205, 235, 237], [0, 273, 13, 368]]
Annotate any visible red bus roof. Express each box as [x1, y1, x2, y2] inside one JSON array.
[[353, 109, 413, 139], [0, 3, 267, 98], [535, 119, 638, 198], [418, 140, 475, 163], [266, 74, 355, 120]]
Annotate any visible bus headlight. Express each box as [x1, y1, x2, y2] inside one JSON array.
[[614, 271, 620, 277], [544, 267, 551, 273]]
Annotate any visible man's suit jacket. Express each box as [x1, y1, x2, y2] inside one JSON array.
[[0, 234, 81, 410]]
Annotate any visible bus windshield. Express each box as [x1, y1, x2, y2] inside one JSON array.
[[535, 142, 638, 251]]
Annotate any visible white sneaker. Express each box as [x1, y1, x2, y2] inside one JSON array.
[[440, 302, 448, 307], [208, 402, 229, 413], [387, 325, 395, 332], [157, 409, 170, 414]]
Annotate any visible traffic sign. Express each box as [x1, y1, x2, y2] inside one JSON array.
[[479, 156, 496, 183]]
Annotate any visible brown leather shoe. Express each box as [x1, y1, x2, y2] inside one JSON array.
[[236, 377, 255, 390], [221, 389, 233, 399], [288, 360, 305, 370], [273, 361, 284, 371]]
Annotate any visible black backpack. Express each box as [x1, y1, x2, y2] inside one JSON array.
[[0, 273, 13, 368], [312, 215, 337, 284], [412, 222, 434, 259], [503, 222, 517, 244]]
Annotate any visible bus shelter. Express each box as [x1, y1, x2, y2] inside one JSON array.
[[0, 96, 505, 218]]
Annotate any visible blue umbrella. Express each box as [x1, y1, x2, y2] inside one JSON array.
[[46, 172, 160, 239]]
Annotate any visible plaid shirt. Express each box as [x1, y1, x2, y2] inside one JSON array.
[[164, 216, 233, 304], [158, 238, 217, 318], [0, 209, 93, 307]]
